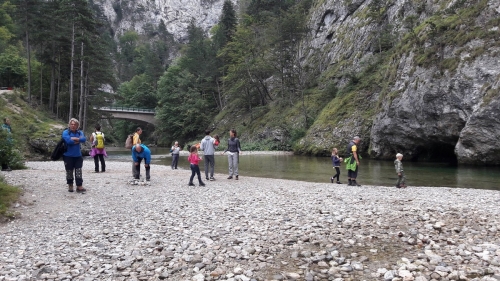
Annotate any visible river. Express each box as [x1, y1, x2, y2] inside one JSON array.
[[105, 147, 500, 190]]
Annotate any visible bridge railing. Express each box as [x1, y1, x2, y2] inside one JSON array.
[[95, 106, 155, 113]]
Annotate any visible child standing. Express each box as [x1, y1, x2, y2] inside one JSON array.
[[331, 148, 343, 184], [188, 146, 205, 186], [213, 134, 220, 146], [395, 153, 406, 188]]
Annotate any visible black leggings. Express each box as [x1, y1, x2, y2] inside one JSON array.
[[333, 167, 340, 181]]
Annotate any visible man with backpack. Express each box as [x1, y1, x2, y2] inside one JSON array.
[[89, 124, 106, 173]]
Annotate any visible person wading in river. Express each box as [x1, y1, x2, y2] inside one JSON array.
[[345, 136, 361, 186]]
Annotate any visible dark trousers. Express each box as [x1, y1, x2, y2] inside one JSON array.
[[333, 167, 340, 181], [63, 156, 83, 186], [171, 154, 179, 169], [94, 154, 105, 172], [347, 165, 358, 179], [134, 157, 150, 180], [204, 155, 215, 178], [190, 164, 202, 183]]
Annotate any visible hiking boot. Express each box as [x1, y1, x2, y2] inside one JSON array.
[[331, 177, 334, 183], [68, 185, 74, 192], [209, 177, 215, 181], [352, 180, 361, 187], [134, 176, 140, 180], [396, 185, 401, 188], [227, 176, 233, 179], [188, 182, 195, 186], [146, 178, 150, 182], [348, 179, 352, 186], [199, 182, 206, 187], [336, 181, 342, 184]]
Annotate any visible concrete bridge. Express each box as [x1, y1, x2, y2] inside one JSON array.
[[94, 106, 157, 126]]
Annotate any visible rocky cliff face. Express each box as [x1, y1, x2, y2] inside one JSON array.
[[93, 0, 238, 41], [299, 0, 500, 165]]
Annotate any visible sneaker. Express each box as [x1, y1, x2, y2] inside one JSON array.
[[336, 181, 342, 184], [95, 170, 99, 173], [209, 177, 215, 181], [235, 175, 239, 180], [227, 176, 233, 179], [68, 185, 74, 192], [134, 176, 140, 180], [199, 182, 206, 187], [330, 177, 334, 183], [352, 180, 361, 187], [146, 178, 150, 182], [188, 182, 195, 186], [396, 185, 401, 188], [206, 177, 209, 181]]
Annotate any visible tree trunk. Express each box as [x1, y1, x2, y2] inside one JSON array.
[[69, 23, 75, 120], [49, 41, 56, 112], [26, 29, 31, 104], [78, 39, 84, 123], [39, 62, 43, 105], [56, 51, 61, 118], [83, 65, 89, 132]]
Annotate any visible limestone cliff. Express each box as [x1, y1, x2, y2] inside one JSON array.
[[298, 0, 500, 165], [93, 0, 238, 41]]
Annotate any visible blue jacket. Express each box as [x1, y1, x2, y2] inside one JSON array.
[[62, 129, 86, 157], [132, 144, 151, 164], [332, 155, 341, 167]]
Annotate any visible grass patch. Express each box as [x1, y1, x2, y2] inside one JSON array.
[[0, 175, 21, 220]]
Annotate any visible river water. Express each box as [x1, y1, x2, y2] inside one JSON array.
[[105, 147, 500, 190]]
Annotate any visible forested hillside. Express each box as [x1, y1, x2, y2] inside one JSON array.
[[1, 0, 499, 164]]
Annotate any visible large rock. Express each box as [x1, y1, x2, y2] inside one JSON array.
[[455, 97, 500, 165], [370, 52, 500, 164], [93, 0, 238, 41], [297, 0, 500, 165]]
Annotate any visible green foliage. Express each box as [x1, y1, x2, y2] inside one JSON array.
[[0, 45, 27, 87], [0, 175, 21, 219], [117, 74, 157, 107], [155, 64, 212, 144]]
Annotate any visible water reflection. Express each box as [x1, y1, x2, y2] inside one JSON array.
[[103, 147, 500, 190]]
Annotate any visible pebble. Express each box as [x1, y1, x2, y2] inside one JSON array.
[[0, 161, 499, 280]]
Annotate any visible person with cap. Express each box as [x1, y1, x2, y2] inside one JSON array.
[[132, 143, 151, 181], [345, 136, 361, 186]]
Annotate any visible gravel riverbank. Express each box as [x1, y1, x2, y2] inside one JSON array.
[[1, 160, 499, 281]]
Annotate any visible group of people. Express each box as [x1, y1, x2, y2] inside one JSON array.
[[331, 136, 407, 188], [51, 119, 406, 192], [60, 120, 243, 192], [61, 121, 151, 192], [178, 128, 242, 186]]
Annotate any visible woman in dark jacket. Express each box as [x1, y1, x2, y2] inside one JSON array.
[[223, 129, 242, 180]]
